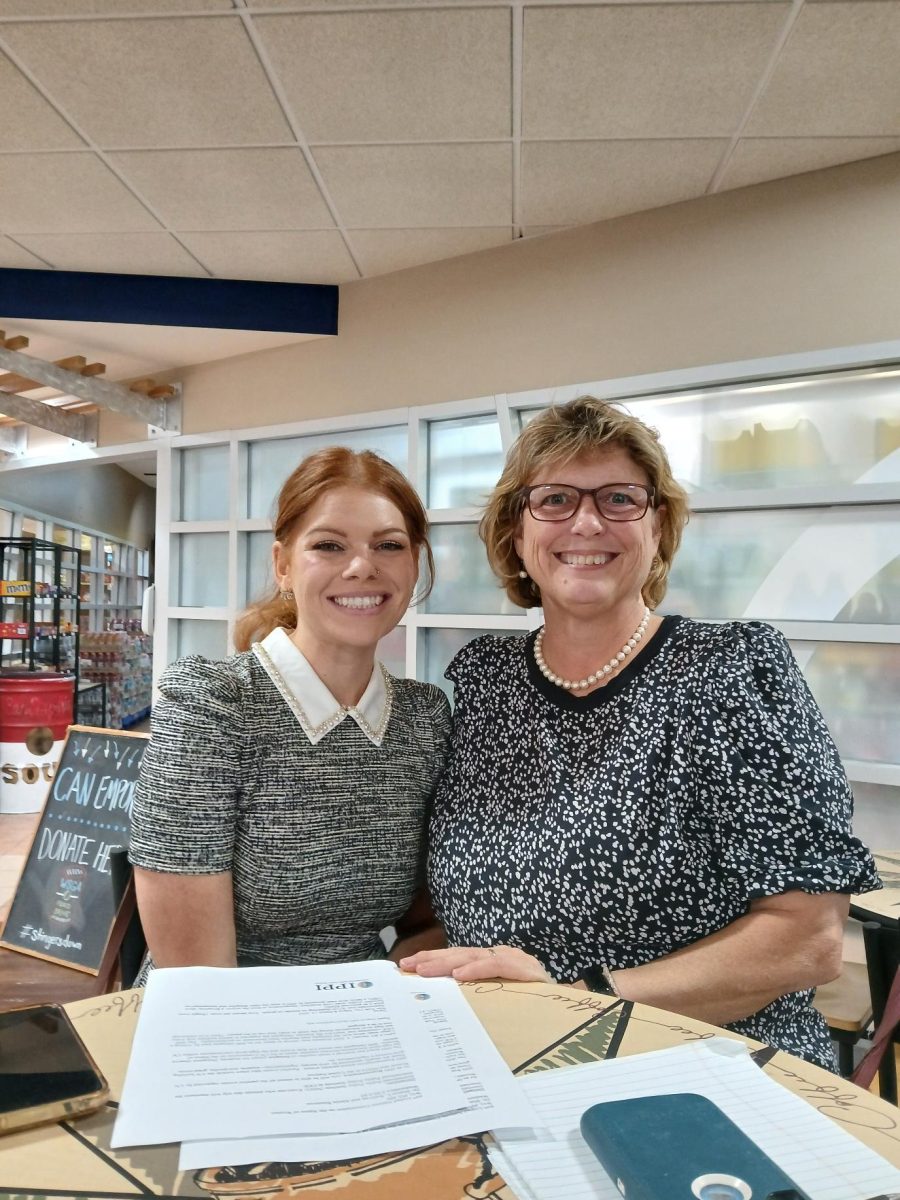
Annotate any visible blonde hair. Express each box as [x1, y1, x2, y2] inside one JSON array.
[[234, 447, 433, 651], [480, 397, 689, 609]]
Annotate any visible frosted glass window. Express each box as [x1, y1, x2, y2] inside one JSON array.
[[427, 415, 504, 509], [170, 619, 228, 663], [793, 640, 899, 767], [423, 524, 517, 615], [630, 372, 900, 493], [240, 531, 276, 607], [663, 506, 900, 623], [245, 426, 408, 520], [512, 367, 900, 492], [377, 626, 407, 678], [178, 445, 229, 521], [170, 533, 228, 607], [851, 782, 900, 851], [423, 628, 511, 701]]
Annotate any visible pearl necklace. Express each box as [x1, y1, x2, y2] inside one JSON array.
[[534, 607, 651, 692]]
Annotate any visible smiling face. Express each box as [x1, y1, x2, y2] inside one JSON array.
[[514, 447, 663, 624], [273, 486, 418, 658]]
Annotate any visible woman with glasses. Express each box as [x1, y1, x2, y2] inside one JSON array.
[[401, 397, 878, 1068]]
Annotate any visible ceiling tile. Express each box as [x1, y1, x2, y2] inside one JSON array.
[[12, 232, 204, 275], [522, 140, 727, 226], [350, 228, 512, 276], [746, 2, 900, 136], [720, 137, 900, 190], [0, 1, 230, 10], [0, 152, 160, 233], [0, 235, 47, 268], [178, 230, 358, 285], [314, 144, 512, 227], [111, 148, 334, 232], [254, 9, 510, 142], [0, 17, 292, 148], [523, 4, 790, 139], [247, 0, 786, 5], [0, 53, 84, 151]]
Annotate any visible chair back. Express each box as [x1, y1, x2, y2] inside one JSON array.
[[109, 847, 146, 989], [852, 921, 900, 1100]]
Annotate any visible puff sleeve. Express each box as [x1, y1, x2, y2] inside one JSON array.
[[128, 656, 245, 875], [700, 622, 879, 901]]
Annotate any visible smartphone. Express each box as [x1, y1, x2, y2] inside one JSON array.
[[580, 1092, 811, 1200], [0, 1003, 109, 1135]]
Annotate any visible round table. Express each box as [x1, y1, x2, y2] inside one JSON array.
[[1, 982, 899, 1199]]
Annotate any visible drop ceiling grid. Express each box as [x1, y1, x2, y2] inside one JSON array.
[[0, 1, 896, 282]]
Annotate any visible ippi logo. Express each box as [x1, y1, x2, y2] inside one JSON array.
[[314, 980, 374, 991]]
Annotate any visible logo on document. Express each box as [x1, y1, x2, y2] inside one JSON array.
[[314, 979, 374, 991]]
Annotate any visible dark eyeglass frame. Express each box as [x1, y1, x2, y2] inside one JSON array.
[[519, 482, 656, 523]]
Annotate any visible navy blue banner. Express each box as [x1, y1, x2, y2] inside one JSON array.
[[0, 267, 339, 335]]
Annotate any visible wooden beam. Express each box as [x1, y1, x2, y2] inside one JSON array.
[[129, 377, 176, 399], [0, 345, 178, 429], [0, 356, 104, 392], [0, 391, 92, 442]]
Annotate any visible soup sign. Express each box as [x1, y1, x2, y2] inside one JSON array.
[[0, 725, 149, 974]]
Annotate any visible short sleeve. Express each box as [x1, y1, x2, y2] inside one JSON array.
[[128, 656, 244, 875], [699, 622, 879, 901], [444, 635, 502, 712], [427, 685, 452, 768]]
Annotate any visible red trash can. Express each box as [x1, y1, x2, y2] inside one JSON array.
[[0, 672, 74, 814]]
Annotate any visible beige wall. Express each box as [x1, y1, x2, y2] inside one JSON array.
[[95, 151, 900, 444], [0, 462, 156, 548]]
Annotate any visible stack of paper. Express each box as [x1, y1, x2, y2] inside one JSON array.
[[491, 1039, 900, 1200], [109, 960, 537, 1170]]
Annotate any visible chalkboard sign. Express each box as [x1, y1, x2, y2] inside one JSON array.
[[0, 725, 149, 974]]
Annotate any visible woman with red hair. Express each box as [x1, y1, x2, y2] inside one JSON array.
[[130, 448, 449, 972]]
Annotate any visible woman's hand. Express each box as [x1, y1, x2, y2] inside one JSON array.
[[387, 888, 446, 962], [399, 944, 552, 983]]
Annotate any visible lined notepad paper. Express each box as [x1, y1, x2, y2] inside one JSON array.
[[491, 1040, 900, 1200]]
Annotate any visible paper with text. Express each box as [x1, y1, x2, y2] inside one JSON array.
[[112, 962, 466, 1148], [178, 975, 539, 1169], [491, 1040, 900, 1200]]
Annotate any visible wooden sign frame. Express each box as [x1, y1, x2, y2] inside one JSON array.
[[0, 724, 150, 969]]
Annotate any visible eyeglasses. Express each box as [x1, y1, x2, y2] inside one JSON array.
[[520, 483, 655, 523]]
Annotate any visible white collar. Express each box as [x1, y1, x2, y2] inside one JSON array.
[[252, 627, 392, 747]]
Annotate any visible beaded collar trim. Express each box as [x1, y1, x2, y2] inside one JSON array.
[[252, 635, 393, 747]]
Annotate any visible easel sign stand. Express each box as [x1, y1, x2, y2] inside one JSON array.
[[0, 725, 149, 978]]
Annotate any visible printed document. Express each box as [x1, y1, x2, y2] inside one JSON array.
[[178, 975, 538, 1169], [112, 961, 467, 1148]]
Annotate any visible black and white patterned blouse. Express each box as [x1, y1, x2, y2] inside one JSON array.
[[130, 635, 451, 968], [428, 616, 879, 1068]]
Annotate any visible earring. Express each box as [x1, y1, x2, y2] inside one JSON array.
[[518, 569, 528, 579], [280, 588, 295, 602]]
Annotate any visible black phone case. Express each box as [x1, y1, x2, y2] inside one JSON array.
[[580, 1092, 811, 1200]]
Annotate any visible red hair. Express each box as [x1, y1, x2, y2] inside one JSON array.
[[234, 447, 433, 651]]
